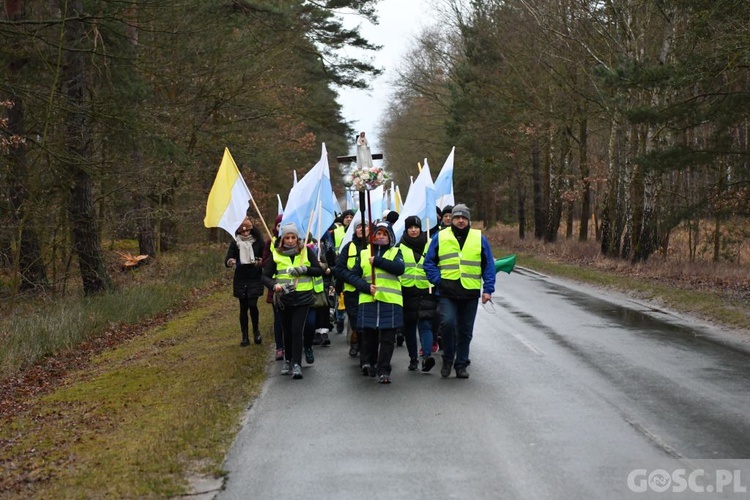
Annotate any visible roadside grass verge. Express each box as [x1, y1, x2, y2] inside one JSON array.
[[1, 290, 273, 498], [0, 246, 224, 378]]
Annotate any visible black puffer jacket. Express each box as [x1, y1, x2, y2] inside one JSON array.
[[399, 231, 437, 323], [225, 229, 266, 299]]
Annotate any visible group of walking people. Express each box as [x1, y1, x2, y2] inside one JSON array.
[[224, 201, 496, 384]]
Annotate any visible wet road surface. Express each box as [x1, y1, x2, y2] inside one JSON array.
[[218, 269, 750, 499]]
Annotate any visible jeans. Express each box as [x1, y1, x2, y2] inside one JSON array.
[[439, 297, 478, 368], [403, 316, 434, 360]]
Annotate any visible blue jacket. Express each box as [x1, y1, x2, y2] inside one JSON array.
[[423, 226, 496, 300], [338, 223, 405, 330]]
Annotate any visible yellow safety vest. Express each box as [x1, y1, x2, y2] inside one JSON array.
[[272, 248, 313, 291], [342, 242, 358, 293], [359, 247, 403, 306], [437, 229, 482, 290], [333, 225, 346, 251], [399, 243, 430, 289]]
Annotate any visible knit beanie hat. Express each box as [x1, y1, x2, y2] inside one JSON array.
[[385, 211, 400, 224], [451, 204, 470, 221], [278, 223, 299, 241], [404, 215, 422, 229], [441, 205, 454, 217]]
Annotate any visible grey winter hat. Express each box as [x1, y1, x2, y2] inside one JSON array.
[[451, 203, 471, 221], [278, 222, 299, 240]]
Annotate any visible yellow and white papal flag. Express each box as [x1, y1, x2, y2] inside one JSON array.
[[204, 148, 252, 237]]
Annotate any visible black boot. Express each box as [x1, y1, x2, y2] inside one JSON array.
[[253, 329, 262, 345], [241, 331, 250, 347]]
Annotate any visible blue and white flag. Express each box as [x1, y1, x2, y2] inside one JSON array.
[[282, 143, 336, 241], [434, 146, 455, 209], [392, 159, 436, 241]]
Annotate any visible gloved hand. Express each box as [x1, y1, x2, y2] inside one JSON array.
[[288, 265, 307, 276], [280, 283, 296, 294]]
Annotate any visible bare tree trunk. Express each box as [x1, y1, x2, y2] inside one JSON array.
[[515, 149, 526, 239], [544, 128, 566, 242], [3, 0, 49, 294], [601, 112, 621, 256], [578, 116, 590, 241], [531, 137, 544, 239], [60, 0, 111, 295]]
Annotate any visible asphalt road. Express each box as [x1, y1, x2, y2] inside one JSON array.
[[217, 269, 750, 500]]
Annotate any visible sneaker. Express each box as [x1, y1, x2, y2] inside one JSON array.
[[240, 333, 250, 347], [422, 356, 436, 372], [292, 363, 303, 379], [305, 347, 315, 364], [367, 364, 377, 377], [321, 330, 331, 346], [466, 358, 471, 366], [348, 344, 359, 357], [253, 330, 262, 345], [275, 348, 284, 361], [361, 364, 371, 376], [281, 360, 291, 375], [455, 366, 469, 379], [378, 374, 391, 384], [408, 358, 419, 371], [396, 334, 404, 347], [440, 359, 453, 378], [312, 331, 322, 345], [431, 341, 439, 353]]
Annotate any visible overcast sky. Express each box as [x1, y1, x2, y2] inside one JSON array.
[[337, 0, 435, 157]]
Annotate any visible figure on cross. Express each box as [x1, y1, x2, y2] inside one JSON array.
[[356, 131, 373, 169]]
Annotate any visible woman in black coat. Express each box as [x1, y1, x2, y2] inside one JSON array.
[[225, 217, 266, 346]]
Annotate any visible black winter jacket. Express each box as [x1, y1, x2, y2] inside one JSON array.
[[225, 236, 266, 299]]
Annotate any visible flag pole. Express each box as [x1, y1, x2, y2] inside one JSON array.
[[366, 189, 376, 286], [249, 196, 273, 241], [426, 217, 433, 294]]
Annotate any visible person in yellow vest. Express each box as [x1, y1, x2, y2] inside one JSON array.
[[332, 209, 355, 252], [398, 215, 438, 372], [339, 221, 405, 384], [333, 220, 369, 358], [423, 204, 495, 379], [262, 213, 285, 360], [262, 223, 323, 380]]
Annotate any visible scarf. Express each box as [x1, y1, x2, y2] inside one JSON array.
[[399, 232, 427, 260], [451, 224, 470, 249], [280, 244, 300, 257], [236, 234, 256, 264]]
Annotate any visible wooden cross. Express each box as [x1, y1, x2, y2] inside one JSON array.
[[336, 152, 383, 164]]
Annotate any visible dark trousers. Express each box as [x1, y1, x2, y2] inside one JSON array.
[[304, 308, 316, 348], [273, 306, 283, 349], [239, 297, 259, 334], [280, 304, 310, 365], [360, 328, 396, 376]]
